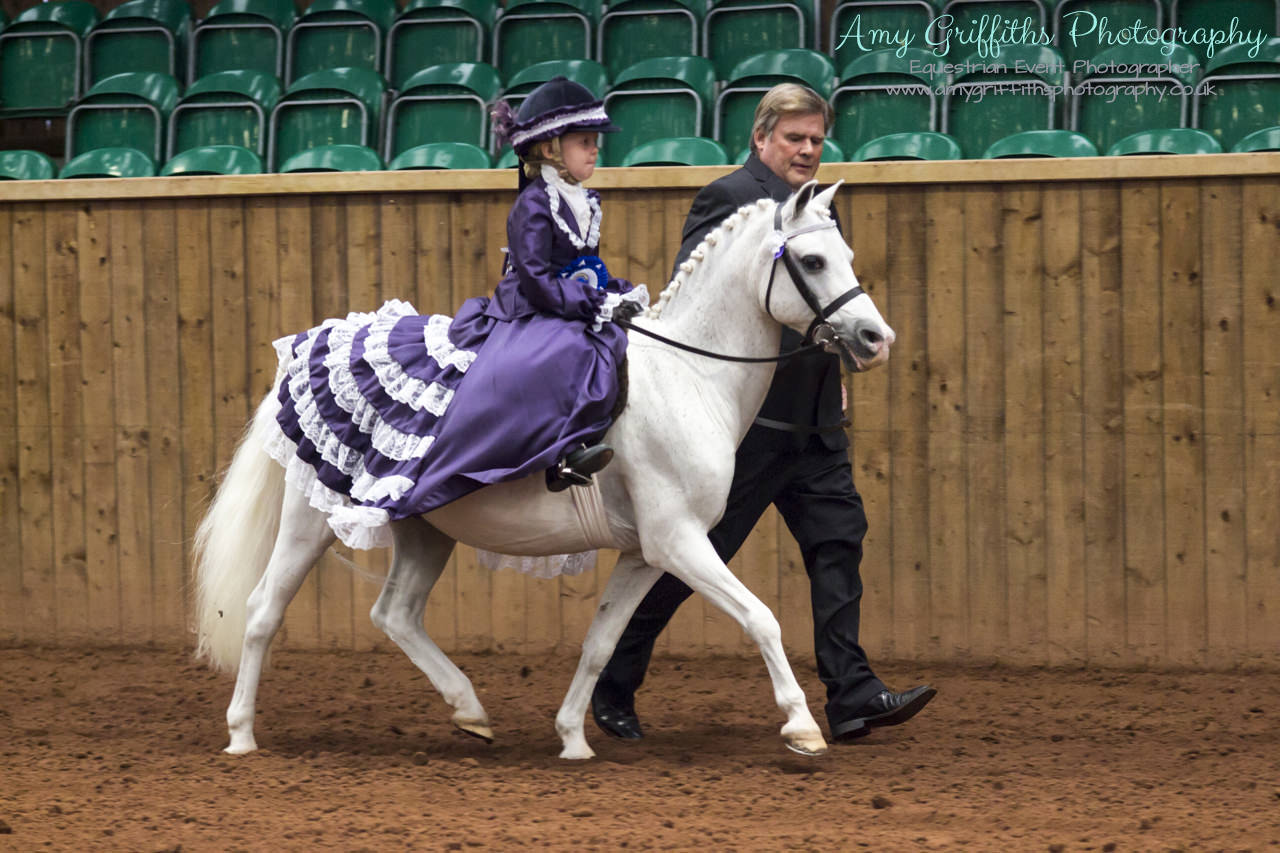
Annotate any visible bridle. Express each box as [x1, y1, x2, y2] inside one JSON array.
[[617, 203, 868, 368]]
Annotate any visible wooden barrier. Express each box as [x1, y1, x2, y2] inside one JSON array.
[[2, 154, 1278, 669]]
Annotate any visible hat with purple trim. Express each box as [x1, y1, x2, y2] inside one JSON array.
[[492, 76, 619, 156]]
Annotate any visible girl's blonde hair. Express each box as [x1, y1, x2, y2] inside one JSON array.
[[521, 137, 580, 185]]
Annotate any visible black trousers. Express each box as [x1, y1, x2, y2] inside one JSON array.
[[596, 439, 886, 727]]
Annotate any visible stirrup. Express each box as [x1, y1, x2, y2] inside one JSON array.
[[546, 443, 614, 493]]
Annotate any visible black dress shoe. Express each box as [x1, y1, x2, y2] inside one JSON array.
[[547, 443, 615, 492], [830, 684, 937, 742], [591, 690, 644, 740]]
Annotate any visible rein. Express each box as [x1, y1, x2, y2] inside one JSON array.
[[615, 203, 866, 368], [614, 317, 825, 364]]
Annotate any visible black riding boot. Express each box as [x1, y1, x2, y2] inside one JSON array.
[[546, 443, 614, 492]]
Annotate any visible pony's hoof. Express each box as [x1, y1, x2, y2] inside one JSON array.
[[783, 733, 828, 756], [558, 743, 596, 760], [224, 734, 258, 755], [453, 717, 494, 743]]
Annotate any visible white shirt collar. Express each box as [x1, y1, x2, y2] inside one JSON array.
[[541, 164, 590, 241]]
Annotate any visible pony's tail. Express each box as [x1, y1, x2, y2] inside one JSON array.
[[193, 392, 288, 674]]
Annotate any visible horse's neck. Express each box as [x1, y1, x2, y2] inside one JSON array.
[[645, 212, 782, 442]]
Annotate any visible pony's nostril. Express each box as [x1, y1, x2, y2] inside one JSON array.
[[859, 328, 883, 349]]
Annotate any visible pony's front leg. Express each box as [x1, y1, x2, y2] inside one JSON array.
[[648, 526, 827, 756], [554, 552, 663, 760], [225, 488, 336, 754]]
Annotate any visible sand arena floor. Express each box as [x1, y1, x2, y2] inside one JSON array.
[[2, 646, 1277, 851]]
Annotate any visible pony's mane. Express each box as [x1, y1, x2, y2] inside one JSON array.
[[646, 197, 775, 319]]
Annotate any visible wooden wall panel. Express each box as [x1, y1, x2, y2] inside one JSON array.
[[1, 172, 1278, 671], [0, 205, 20, 644]]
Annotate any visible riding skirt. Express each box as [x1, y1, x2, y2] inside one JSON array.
[[266, 298, 627, 550]]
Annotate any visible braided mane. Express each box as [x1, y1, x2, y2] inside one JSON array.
[[645, 197, 775, 319]]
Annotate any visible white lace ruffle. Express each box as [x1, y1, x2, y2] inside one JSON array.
[[423, 314, 476, 373], [591, 285, 651, 332], [264, 428, 394, 549], [543, 169, 601, 250], [266, 299, 478, 550], [476, 549, 597, 580]]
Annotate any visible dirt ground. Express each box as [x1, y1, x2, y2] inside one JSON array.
[[1, 647, 1277, 852]]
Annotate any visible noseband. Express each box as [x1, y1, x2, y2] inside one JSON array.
[[764, 205, 866, 347]]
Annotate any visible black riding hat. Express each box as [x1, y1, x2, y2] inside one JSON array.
[[493, 76, 619, 156]]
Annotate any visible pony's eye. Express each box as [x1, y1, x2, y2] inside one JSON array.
[[801, 255, 825, 272]]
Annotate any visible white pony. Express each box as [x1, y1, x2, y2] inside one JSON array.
[[193, 180, 895, 760]]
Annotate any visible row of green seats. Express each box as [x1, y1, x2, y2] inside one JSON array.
[[8, 124, 1275, 181], [54, 36, 1280, 173], [2, 0, 1275, 122]]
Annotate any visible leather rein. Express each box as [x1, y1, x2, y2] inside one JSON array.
[[614, 206, 866, 367]]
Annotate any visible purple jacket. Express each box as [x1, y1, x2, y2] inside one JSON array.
[[487, 177, 632, 323]]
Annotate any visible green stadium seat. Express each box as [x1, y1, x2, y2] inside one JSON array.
[[389, 140, 492, 168], [384, 61, 502, 161], [0, 1, 99, 116], [597, 0, 703, 79], [943, 44, 1064, 157], [1050, 0, 1163, 68], [704, 0, 814, 80], [982, 128, 1098, 157], [387, 0, 497, 89], [1232, 124, 1280, 151], [66, 71, 180, 161], [84, 0, 192, 87], [831, 47, 940, 156], [279, 142, 384, 171], [167, 69, 280, 159], [286, 0, 397, 85], [188, 0, 295, 79], [853, 129, 962, 159], [1170, 0, 1278, 64], [495, 146, 519, 167], [268, 66, 386, 170], [161, 142, 264, 173], [59, 145, 157, 177], [1193, 38, 1280, 152], [492, 0, 601, 79], [829, 0, 941, 60], [0, 149, 58, 180], [1070, 42, 1200, 156], [937, 0, 1049, 59], [500, 58, 609, 115], [621, 135, 729, 165], [713, 48, 835, 151], [1106, 127, 1222, 155], [601, 55, 715, 165]]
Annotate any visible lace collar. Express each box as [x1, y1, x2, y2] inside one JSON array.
[[541, 164, 600, 249]]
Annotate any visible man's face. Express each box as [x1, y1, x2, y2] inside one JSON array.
[[755, 112, 826, 189]]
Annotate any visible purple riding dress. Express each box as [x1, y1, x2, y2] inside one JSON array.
[[267, 175, 638, 549]]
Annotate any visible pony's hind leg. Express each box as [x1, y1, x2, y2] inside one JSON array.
[[371, 517, 492, 742], [554, 552, 663, 760], [224, 487, 336, 754]]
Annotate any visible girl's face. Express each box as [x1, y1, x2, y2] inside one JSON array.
[[558, 131, 599, 182]]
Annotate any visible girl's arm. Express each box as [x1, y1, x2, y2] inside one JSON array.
[[507, 199, 604, 321]]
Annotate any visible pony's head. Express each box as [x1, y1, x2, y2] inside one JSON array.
[[763, 180, 894, 371]]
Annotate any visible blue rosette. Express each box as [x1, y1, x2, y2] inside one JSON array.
[[559, 255, 610, 291]]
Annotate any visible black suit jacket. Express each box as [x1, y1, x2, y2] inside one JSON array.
[[673, 154, 849, 452]]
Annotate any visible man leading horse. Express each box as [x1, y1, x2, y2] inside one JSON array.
[[591, 83, 937, 744]]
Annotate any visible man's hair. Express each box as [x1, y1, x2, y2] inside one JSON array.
[[749, 83, 833, 154]]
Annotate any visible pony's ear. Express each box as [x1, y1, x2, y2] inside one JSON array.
[[810, 180, 842, 217], [781, 179, 820, 223]]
